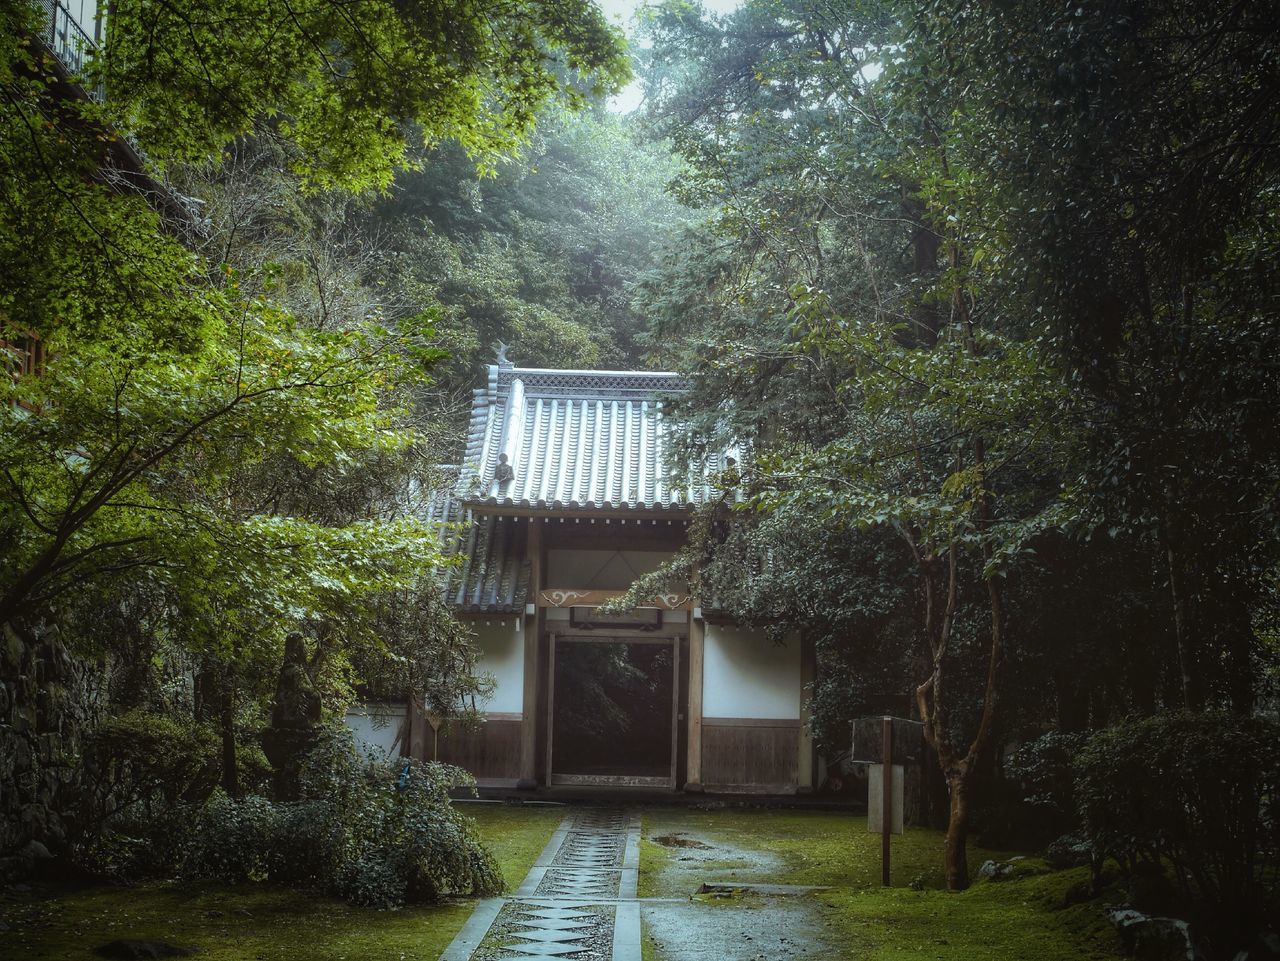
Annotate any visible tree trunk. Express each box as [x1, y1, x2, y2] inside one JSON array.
[[262, 632, 322, 801], [944, 768, 971, 890], [220, 682, 239, 797], [1163, 520, 1204, 711]]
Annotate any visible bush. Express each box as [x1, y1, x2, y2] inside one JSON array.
[[171, 726, 501, 908], [1007, 731, 1089, 824], [182, 793, 278, 882], [979, 731, 1088, 848], [1075, 714, 1280, 955], [82, 709, 221, 813]]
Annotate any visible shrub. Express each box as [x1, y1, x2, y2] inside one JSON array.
[[82, 709, 221, 813], [74, 709, 223, 876], [1007, 731, 1089, 824], [1075, 714, 1280, 955], [979, 731, 1089, 848], [181, 792, 278, 882], [169, 725, 501, 908]]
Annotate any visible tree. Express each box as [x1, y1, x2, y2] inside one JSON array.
[[895, 0, 1280, 714], [372, 103, 688, 391], [0, 0, 631, 848]]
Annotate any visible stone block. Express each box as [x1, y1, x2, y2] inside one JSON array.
[[1108, 908, 1205, 961]]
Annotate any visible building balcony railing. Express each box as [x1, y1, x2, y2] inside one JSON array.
[[25, 0, 203, 231], [34, 0, 105, 102]]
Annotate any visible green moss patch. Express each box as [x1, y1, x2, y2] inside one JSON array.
[[639, 808, 1126, 961]]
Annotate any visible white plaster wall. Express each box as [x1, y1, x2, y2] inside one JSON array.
[[703, 625, 801, 719], [345, 704, 406, 759], [472, 619, 524, 713], [546, 549, 673, 589]]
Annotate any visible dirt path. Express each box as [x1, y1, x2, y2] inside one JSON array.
[[639, 820, 836, 961]]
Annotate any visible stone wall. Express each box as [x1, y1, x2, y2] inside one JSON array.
[[0, 623, 106, 861]]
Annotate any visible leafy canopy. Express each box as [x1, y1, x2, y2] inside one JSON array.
[[91, 0, 632, 190]]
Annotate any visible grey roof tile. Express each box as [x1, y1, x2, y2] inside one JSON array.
[[436, 364, 736, 612], [456, 364, 729, 512]]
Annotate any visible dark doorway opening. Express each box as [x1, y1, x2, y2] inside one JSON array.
[[549, 637, 677, 786]]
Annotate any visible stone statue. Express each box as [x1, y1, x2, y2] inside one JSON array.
[[495, 452, 514, 485]]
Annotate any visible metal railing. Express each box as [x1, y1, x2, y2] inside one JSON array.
[[34, 0, 105, 102]]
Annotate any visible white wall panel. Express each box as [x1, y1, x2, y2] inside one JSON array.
[[345, 704, 405, 759], [473, 619, 524, 713], [546, 549, 672, 589], [703, 625, 801, 719]]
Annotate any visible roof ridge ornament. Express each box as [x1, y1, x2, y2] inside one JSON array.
[[494, 341, 513, 369]]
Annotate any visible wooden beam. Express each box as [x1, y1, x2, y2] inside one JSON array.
[[671, 633, 681, 787], [700, 716, 803, 728], [544, 633, 557, 786], [543, 526, 688, 552], [686, 610, 704, 791], [518, 518, 543, 787], [799, 632, 817, 793], [464, 502, 694, 522], [536, 588, 692, 610], [545, 627, 681, 641]]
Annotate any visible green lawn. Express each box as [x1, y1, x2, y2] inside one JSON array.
[[639, 808, 1125, 961], [0, 802, 564, 961], [3, 804, 1129, 961]]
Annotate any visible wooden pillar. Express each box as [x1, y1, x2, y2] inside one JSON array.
[[798, 632, 816, 793], [685, 608, 705, 791], [518, 518, 543, 788], [406, 697, 427, 762]]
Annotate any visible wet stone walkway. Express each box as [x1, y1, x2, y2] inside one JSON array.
[[440, 809, 641, 961]]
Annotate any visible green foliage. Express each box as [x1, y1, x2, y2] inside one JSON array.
[[85, 0, 629, 190], [147, 728, 502, 907], [894, 0, 1280, 712], [183, 793, 280, 884], [84, 709, 222, 809], [0, 53, 446, 647], [0, 0, 625, 859], [375, 105, 686, 383], [0, 805, 565, 961], [1008, 736, 1088, 804], [996, 732, 1090, 848], [1075, 714, 1280, 951], [635, 0, 1280, 752]]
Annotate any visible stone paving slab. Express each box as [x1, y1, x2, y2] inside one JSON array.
[[440, 809, 641, 961]]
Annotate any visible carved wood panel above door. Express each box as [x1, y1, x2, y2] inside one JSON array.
[[537, 589, 692, 610]]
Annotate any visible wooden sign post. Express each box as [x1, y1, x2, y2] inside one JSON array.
[[865, 716, 904, 886], [854, 714, 916, 888], [881, 717, 891, 886]]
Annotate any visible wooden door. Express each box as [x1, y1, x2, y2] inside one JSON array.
[[546, 632, 681, 788]]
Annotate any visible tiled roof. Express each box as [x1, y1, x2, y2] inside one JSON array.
[[457, 364, 731, 512], [435, 363, 735, 611], [447, 513, 530, 613], [422, 472, 528, 614]]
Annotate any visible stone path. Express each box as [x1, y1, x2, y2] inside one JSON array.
[[440, 808, 641, 961]]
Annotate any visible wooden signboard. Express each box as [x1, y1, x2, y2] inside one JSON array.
[[867, 764, 904, 834]]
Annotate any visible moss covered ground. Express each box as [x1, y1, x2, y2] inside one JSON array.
[[639, 808, 1126, 961], [0, 801, 563, 961]]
